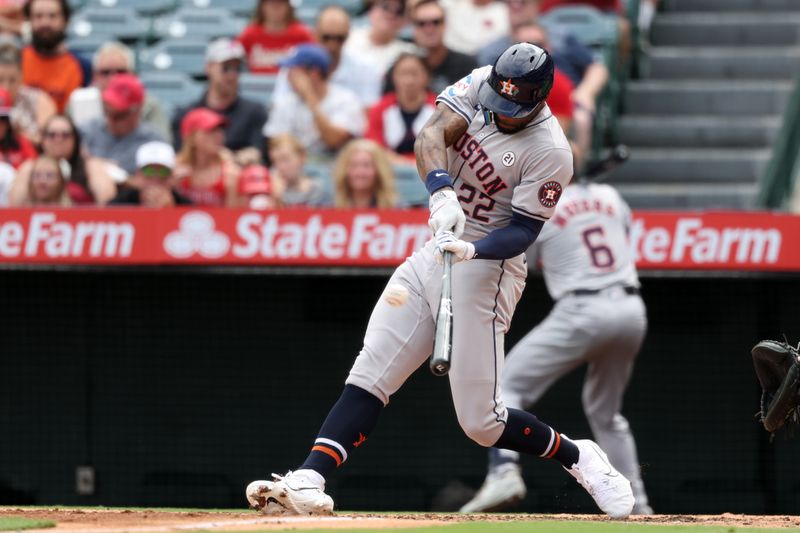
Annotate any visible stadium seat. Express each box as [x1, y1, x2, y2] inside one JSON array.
[[139, 39, 208, 78], [295, 0, 363, 16], [239, 73, 278, 108], [393, 164, 427, 207], [152, 8, 247, 40], [140, 71, 205, 112], [180, 0, 254, 19], [86, 0, 178, 18], [65, 35, 111, 57], [539, 5, 618, 50], [68, 7, 152, 42]]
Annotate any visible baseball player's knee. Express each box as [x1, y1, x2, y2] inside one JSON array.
[[457, 415, 505, 447]]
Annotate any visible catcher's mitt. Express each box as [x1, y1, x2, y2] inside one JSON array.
[[752, 339, 800, 434]]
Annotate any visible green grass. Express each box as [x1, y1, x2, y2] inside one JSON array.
[[238, 522, 797, 533], [0, 517, 55, 531]]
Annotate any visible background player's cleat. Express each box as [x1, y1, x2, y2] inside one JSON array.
[[632, 502, 654, 515], [566, 440, 635, 519], [459, 463, 527, 513], [245, 470, 334, 516]]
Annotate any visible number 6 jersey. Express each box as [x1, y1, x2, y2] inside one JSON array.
[[530, 182, 640, 300], [436, 66, 573, 243]]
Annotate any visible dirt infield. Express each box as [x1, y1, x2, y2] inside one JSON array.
[[2, 508, 800, 531]]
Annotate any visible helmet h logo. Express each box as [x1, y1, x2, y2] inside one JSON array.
[[500, 78, 519, 97]]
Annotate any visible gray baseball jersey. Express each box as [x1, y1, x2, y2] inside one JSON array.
[[345, 67, 574, 448], [495, 182, 651, 510]]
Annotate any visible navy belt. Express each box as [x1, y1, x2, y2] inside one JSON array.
[[571, 286, 640, 297]]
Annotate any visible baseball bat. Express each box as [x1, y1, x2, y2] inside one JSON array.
[[430, 250, 453, 376], [581, 144, 630, 182]]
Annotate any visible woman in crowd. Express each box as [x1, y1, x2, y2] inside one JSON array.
[[26, 155, 71, 206], [332, 138, 399, 209], [175, 108, 241, 207], [366, 53, 436, 162], [237, 0, 315, 74], [0, 42, 56, 145], [8, 114, 118, 205], [0, 86, 35, 169], [268, 133, 329, 207]]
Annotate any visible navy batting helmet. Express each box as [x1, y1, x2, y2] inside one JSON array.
[[478, 43, 554, 119]]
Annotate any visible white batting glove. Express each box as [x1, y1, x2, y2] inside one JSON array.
[[428, 188, 466, 238], [434, 230, 476, 264]]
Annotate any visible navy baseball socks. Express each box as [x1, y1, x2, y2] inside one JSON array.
[[299, 384, 384, 479], [494, 408, 579, 467], [245, 385, 383, 515]]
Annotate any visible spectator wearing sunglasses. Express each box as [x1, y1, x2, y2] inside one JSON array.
[[68, 41, 170, 142], [440, 0, 509, 56], [109, 141, 191, 207], [8, 113, 118, 205], [0, 41, 56, 146], [410, 0, 476, 94], [237, 0, 315, 74], [343, 0, 417, 77], [82, 73, 165, 176], [172, 38, 268, 167]]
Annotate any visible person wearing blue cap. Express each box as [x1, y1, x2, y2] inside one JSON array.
[[262, 43, 365, 163]]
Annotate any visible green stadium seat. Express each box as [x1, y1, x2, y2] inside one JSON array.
[[139, 38, 208, 78], [393, 164, 426, 207], [539, 5, 618, 49], [68, 6, 152, 42], [181, 0, 255, 19], [86, 0, 178, 18], [140, 71, 205, 115], [239, 73, 277, 108], [65, 35, 111, 56], [152, 8, 247, 41]]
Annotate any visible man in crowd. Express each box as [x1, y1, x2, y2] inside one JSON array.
[[82, 73, 164, 176], [411, 0, 476, 94], [21, 0, 90, 112], [109, 140, 191, 207], [263, 44, 364, 162], [172, 38, 267, 165], [68, 41, 171, 141]]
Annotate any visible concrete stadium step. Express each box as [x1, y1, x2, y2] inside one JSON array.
[[625, 80, 793, 115], [618, 116, 781, 148], [665, 0, 800, 12], [645, 47, 800, 80], [651, 13, 800, 46], [605, 148, 772, 183], [615, 183, 759, 210]]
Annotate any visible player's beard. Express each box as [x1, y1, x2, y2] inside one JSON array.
[[31, 29, 66, 55]]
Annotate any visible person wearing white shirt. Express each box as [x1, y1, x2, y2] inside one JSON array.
[[441, 0, 509, 56], [343, 0, 417, 77]]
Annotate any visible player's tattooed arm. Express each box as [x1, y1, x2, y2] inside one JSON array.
[[414, 103, 469, 181]]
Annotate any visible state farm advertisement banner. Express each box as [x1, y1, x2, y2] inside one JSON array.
[[0, 208, 798, 271]]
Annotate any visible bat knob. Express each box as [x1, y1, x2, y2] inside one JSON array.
[[431, 362, 450, 376]]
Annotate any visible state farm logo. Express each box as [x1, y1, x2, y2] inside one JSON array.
[[163, 211, 230, 259]]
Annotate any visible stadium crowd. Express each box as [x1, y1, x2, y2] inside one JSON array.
[[0, 0, 656, 210]]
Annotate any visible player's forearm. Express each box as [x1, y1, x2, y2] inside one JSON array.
[[414, 123, 450, 186], [471, 214, 544, 260]]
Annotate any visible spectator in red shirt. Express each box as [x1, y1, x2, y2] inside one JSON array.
[[237, 0, 315, 74], [175, 108, 241, 207], [21, 0, 90, 112], [0, 86, 35, 168], [333, 139, 399, 209], [26, 155, 70, 206], [366, 53, 436, 163]]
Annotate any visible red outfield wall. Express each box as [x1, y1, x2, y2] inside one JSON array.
[[0, 208, 797, 271]]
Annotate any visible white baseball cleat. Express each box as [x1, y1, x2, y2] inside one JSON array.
[[459, 463, 527, 513], [566, 440, 635, 519], [245, 470, 334, 516]]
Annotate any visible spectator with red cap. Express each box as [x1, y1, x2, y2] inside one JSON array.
[[82, 73, 164, 176], [109, 141, 191, 207], [175, 108, 241, 207], [25, 155, 70, 206], [237, 0, 315, 74], [238, 164, 279, 210], [268, 133, 329, 207], [0, 86, 36, 168]]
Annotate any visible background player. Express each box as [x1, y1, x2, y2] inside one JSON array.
[[245, 43, 635, 519], [460, 167, 652, 514]]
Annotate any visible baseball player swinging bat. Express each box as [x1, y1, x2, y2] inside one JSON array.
[[430, 250, 453, 376]]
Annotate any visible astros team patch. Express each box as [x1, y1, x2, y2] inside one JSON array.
[[538, 181, 563, 208]]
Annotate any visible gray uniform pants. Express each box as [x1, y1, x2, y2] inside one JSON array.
[[499, 286, 649, 501], [347, 241, 526, 447]]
